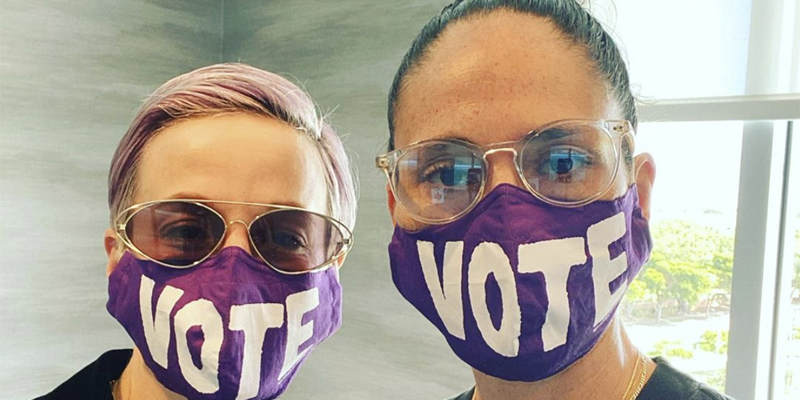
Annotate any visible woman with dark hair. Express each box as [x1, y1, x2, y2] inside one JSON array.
[[377, 1, 732, 399], [38, 63, 357, 400]]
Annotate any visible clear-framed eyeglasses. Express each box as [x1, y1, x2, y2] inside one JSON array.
[[376, 119, 635, 224], [114, 199, 354, 275]]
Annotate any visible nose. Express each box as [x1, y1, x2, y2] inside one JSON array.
[[220, 220, 253, 255], [484, 150, 526, 193]]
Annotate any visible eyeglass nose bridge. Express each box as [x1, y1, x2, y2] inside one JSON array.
[[480, 144, 527, 189], [483, 146, 518, 158], [218, 219, 254, 251], [482, 138, 521, 157], [226, 219, 249, 228]]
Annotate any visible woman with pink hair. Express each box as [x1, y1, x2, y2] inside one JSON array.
[[37, 63, 357, 400]]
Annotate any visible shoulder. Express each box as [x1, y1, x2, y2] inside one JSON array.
[[34, 349, 133, 400], [444, 387, 475, 400], [638, 357, 735, 400]]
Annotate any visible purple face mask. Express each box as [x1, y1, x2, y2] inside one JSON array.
[[389, 183, 651, 381], [107, 246, 342, 400]]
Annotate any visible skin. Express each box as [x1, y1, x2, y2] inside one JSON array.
[[388, 11, 656, 400], [103, 113, 330, 400]]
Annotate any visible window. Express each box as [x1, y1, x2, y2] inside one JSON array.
[[592, 0, 800, 398], [612, 0, 753, 99], [624, 122, 742, 391], [774, 125, 800, 400]]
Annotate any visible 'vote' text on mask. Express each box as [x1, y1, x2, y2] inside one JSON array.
[[138, 275, 318, 397], [389, 184, 652, 381], [108, 247, 342, 400], [417, 212, 627, 357]]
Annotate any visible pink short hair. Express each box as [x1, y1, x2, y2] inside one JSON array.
[[108, 63, 357, 229]]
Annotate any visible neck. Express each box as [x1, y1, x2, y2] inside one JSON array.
[[116, 347, 186, 400], [473, 317, 656, 400]]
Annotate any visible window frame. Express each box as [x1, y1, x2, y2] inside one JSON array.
[[633, 5, 799, 398], [637, 7, 799, 392]]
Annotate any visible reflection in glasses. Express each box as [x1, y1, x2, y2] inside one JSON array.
[[377, 119, 634, 224]]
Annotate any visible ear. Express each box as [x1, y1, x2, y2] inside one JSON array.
[[633, 153, 656, 220], [104, 228, 122, 277], [386, 183, 397, 225]]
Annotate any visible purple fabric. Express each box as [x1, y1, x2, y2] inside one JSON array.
[[107, 246, 342, 400], [389, 184, 651, 381]]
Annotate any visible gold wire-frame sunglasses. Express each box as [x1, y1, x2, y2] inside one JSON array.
[[114, 199, 354, 275]]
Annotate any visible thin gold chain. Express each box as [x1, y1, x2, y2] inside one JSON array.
[[627, 354, 648, 400], [620, 353, 641, 400], [470, 353, 649, 400], [622, 354, 647, 400]]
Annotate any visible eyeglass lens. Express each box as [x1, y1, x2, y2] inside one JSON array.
[[392, 122, 618, 221], [125, 202, 346, 272]]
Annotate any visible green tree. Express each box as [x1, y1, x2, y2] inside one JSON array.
[[648, 339, 694, 359], [625, 219, 734, 319], [697, 330, 728, 354]]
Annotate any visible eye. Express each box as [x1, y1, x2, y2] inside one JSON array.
[[418, 158, 481, 188], [550, 148, 586, 173], [160, 220, 214, 247], [271, 229, 308, 252], [420, 160, 459, 186], [536, 146, 593, 183]]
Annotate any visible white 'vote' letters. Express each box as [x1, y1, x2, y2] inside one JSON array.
[[418, 241, 465, 340], [229, 303, 284, 400], [174, 299, 223, 394], [588, 212, 628, 327], [140, 276, 183, 369], [138, 275, 320, 397], [469, 242, 521, 357], [416, 212, 630, 356], [518, 237, 587, 351], [279, 288, 320, 380]]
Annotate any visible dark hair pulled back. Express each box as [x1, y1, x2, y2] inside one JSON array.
[[387, 0, 635, 150]]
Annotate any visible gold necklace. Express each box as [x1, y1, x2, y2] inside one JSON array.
[[621, 353, 648, 400], [110, 379, 120, 400], [471, 354, 649, 400]]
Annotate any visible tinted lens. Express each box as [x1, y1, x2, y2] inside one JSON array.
[[125, 202, 225, 267], [393, 141, 484, 221], [519, 122, 618, 203], [250, 210, 346, 273]]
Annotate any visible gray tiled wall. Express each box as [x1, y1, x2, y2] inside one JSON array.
[[0, 0, 223, 397], [0, 1, 471, 399]]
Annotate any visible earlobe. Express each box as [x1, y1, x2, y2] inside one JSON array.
[[386, 183, 397, 225], [104, 228, 121, 277], [335, 254, 348, 270], [633, 153, 656, 221]]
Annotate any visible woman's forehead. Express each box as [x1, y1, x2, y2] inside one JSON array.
[[394, 11, 612, 147], [134, 115, 329, 214]]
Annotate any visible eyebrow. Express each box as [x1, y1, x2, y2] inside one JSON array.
[[163, 193, 307, 208], [535, 127, 574, 140], [164, 192, 211, 200], [430, 128, 545, 145], [434, 132, 474, 143]]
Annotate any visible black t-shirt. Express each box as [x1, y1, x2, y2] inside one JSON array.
[[34, 349, 133, 400], [445, 358, 734, 400]]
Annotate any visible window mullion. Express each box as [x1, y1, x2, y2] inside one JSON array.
[[768, 121, 798, 399], [726, 0, 793, 397]]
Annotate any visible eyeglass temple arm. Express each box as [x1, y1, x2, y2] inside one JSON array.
[[375, 154, 391, 170]]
